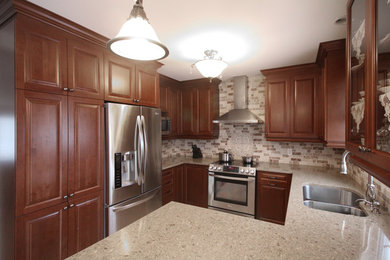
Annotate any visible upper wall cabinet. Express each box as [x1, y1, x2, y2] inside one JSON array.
[[316, 39, 346, 148], [16, 14, 105, 99], [262, 64, 322, 142], [104, 54, 161, 107], [346, 0, 390, 186]]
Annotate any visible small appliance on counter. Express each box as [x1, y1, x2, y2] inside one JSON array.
[[192, 145, 203, 158], [208, 159, 256, 218]]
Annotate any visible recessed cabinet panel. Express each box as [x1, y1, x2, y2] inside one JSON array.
[[105, 54, 136, 103], [16, 203, 68, 260], [136, 67, 159, 107], [184, 165, 208, 208], [266, 80, 289, 136], [68, 39, 104, 99], [68, 97, 104, 198], [68, 191, 103, 256], [15, 15, 67, 94], [291, 76, 317, 137], [16, 90, 68, 216]]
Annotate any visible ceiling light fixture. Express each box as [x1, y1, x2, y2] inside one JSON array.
[[107, 0, 169, 61], [194, 50, 228, 79]]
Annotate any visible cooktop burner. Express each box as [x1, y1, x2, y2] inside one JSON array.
[[213, 160, 257, 168]]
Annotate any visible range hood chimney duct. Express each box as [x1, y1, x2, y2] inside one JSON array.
[[213, 76, 262, 124]]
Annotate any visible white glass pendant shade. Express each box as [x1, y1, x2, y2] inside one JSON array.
[[194, 50, 227, 78], [107, 1, 169, 61]]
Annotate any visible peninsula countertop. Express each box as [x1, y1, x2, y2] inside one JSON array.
[[69, 162, 390, 259]]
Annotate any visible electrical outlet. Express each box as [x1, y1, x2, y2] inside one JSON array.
[[287, 148, 292, 156]]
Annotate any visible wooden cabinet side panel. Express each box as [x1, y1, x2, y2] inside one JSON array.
[[68, 97, 104, 198], [174, 166, 184, 203], [198, 87, 212, 134], [68, 191, 104, 256], [15, 14, 67, 95], [16, 203, 68, 260], [136, 65, 159, 107], [67, 38, 104, 99], [16, 90, 68, 216], [184, 164, 208, 208]]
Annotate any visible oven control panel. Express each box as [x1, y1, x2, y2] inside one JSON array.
[[209, 164, 256, 176]]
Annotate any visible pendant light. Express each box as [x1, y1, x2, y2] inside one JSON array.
[[194, 50, 228, 79], [107, 0, 169, 61]]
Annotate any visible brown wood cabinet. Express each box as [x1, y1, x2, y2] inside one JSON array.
[[316, 39, 346, 148], [346, 0, 390, 187], [16, 191, 103, 259], [104, 53, 161, 107], [161, 164, 207, 207], [159, 75, 220, 139], [184, 164, 208, 208], [256, 171, 292, 225], [262, 64, 322, 142]]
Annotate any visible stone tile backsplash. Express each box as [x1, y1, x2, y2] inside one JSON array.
[[162, 74, 344, 168]]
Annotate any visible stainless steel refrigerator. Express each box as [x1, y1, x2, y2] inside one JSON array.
[[105, 103, 162, 236]]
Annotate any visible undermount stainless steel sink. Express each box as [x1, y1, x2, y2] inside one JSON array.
[[302, 184, 367, 217]]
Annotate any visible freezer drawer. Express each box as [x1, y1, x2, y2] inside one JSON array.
[[106, 187, 161, 236]]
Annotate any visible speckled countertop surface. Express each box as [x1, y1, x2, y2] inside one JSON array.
[[69, 157, 390, 259]]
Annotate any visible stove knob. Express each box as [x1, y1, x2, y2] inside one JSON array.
[[240, 169, 244, 173], [250, 169, 256, 174], [245, 169, 249, 174], [217, 167, 222, 171]]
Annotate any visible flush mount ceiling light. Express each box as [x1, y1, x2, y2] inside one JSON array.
[[107, 0, 169, 61], [194, 50, 228, 79]]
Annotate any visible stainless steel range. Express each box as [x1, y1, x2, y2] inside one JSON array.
[[208, 160, 256, 218]]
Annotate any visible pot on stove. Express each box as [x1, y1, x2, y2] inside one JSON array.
[[219, 150, 233, 162]]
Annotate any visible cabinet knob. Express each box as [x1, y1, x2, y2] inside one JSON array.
[[69, 88, 75, 92], [137, 99, 140, 102], [69, 193, 74, 197], [63, 206, 68, 210], [63, 88, 68, 91], [69, 204, 74, 208], [63, 195, 68, 199], [133, 99, 137, 102]]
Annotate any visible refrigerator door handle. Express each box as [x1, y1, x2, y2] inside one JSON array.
[[111, 188, 160, 213], [137, 115, 145, 185], [141, 115, 148, 182], [134, 115, 143, 186]]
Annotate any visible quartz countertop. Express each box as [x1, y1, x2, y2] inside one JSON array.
[[69, 162, 390, 259], [162, 156, 216, 170]]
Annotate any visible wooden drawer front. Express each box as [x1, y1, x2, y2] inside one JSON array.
[[260, 172, 288, 181], [259, 179, 288, 188]]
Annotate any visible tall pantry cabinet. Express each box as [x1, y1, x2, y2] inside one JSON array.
[[1, 1, 108, 258]]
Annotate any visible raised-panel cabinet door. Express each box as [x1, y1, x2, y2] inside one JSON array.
[[257, 184, 287, 224], [104, 53, 136, 104], [15, 14, 68, 95], [67, 38, 104, 99], [181, 87, 198, 135], [265, 79, 290, 138], [198, 87, 212, 135], [16, 90, 68, 216], [68, 97, 104, 198], [184, 165, 208, 208], [16, 202, 68, 260], [135, 64, 160, 107], [290, 75, 319, 139], [160, 84, 168, 112], [68, 191, 104, 256]]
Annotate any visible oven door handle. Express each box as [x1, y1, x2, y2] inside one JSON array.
[[209, 173, 255, 182]]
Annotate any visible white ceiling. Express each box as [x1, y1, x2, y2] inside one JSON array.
[[28, 0, 348, 81]]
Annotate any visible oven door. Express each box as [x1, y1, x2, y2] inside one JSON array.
[[208, 172, 255, 216]]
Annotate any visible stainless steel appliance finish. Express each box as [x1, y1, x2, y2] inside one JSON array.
[[302, 184, 367, 217], [219, 150, 233, 162], [242, 156, 253, 164], [161, 116, 171, 136], [213, 76, 262, 124], [105, 103, 162, 236], [208, 161, 256, 217], [0, 18, 15, 260]]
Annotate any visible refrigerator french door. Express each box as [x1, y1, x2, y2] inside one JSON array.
[[105, 103, 161, 236]]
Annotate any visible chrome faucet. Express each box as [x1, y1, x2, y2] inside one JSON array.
[[355, 175, 381, 214], [340, 150, 350, 174]]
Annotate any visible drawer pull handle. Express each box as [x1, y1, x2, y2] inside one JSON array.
[[268, 183, 277, 187]]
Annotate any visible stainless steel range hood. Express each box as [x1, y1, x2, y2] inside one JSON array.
[[213, 76, 263, 124]]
